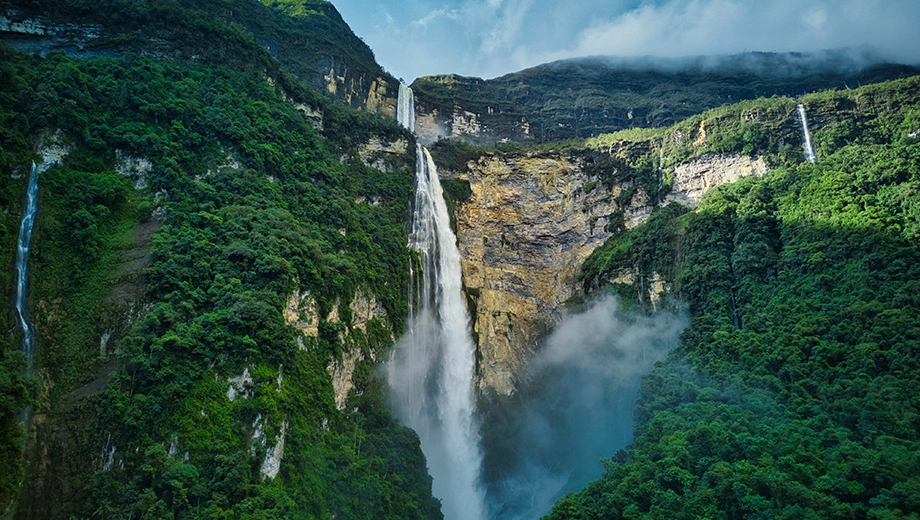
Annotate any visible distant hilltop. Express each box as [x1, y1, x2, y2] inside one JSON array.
[[409, 50, 920, 144]]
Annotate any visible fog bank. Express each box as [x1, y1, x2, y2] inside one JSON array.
[[482, 295, 688, 519]]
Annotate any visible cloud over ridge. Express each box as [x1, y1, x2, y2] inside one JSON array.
[[333, 0, 920, 81]]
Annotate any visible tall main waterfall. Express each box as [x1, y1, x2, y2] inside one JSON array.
[[797, 103, 817, 163], [14, 162, 39, 375], [389, 86, 486, 520]]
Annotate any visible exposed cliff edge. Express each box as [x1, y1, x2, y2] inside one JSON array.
[[285, 287, 390, 411], [446, 149, 767, 395], [667, 154, 768, 208]]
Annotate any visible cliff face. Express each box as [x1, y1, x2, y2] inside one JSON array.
[[448, 150, 767, 395], [309, 55, 398, 116], [449, 153, 616, 395], [415, 95, 528, 145]]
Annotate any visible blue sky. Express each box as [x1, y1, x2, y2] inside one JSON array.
[[330, 0, 920, 82]]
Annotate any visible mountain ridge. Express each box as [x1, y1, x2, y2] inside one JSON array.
[[410, 51, 920, 144]]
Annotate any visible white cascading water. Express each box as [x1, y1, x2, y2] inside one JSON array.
[[14, 162, 39, 375], [397, 81, 415, 132], [797, 103, 817, 163], [389, 86, 486, 520]]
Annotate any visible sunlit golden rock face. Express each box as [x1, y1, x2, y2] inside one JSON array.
[[450, 151, 765, 395]]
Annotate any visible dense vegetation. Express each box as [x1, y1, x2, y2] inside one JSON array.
[[1, 0, 390, 107], [3, 1, 920, 518], [412, 54, 919, 143], [0, 34, 440, 520], [548, 77, 920, 519]]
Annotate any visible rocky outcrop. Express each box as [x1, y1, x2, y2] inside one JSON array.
[[449, 150, 767, 395], [0, 12, 115, 59], [284, 288, 389, 410], [414, 100, 533, 145], [356, 137, 409, 173], [606, 268, 671, 311], [667, 154, 768, 208], [258, 421, 288, 480], [114, 151, 153, 189], [452, 152, 620, 394], [415, 104, 486, 144], [317, 56, 398, 116], [0, 15, 47, 35]]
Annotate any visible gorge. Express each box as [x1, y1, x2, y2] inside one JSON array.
[[0, 1, 918, 519]]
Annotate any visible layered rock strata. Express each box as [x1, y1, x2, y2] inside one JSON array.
[[449, 151, 767, 395]]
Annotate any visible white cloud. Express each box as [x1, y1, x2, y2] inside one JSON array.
[[546, 0, 920, 65], [413, 6, 461, 27], [478, 0, 534, 56], [804, 7, 829, 30], [332, 0, 920, 81]]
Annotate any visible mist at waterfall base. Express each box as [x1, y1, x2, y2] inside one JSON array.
[[387, 144, 486, 520], [481, 295, 687, 520]]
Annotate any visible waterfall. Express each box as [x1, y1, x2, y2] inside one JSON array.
[[797, 103, 817, 163], [14, 162, 38, 375], [397, 82, 415, 132], [389, 86, 486, 520]]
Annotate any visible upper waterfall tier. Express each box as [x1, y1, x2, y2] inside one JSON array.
[[397, 82, 415, 131]]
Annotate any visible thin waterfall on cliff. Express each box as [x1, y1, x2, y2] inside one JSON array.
[[14, 161, 38, 375], [389, 86, 486, 520], [397, 81, 415, 131], [797, 103, 817, 163]]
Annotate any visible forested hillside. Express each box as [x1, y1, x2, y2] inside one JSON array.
[[0, 1, 441, 517], [548, 76, 920, 519], [2, 0, 919, 518], [1, 0, 393, 110], [412, 54, 920, 143]]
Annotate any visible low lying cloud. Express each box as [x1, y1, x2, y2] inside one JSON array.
[[547, 0, 920, 67], [482, 295, 688, 519], [335, 0, 919, 83]]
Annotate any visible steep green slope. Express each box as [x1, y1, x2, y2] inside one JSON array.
[[0, 35, 439, 520], [413, 53, 919, 143], [1, 0, 394, 111], [548, 78, 920, 518]]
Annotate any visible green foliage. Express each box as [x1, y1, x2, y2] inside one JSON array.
[[428, 138, 487, 173], [0, 43, 437, 518], [439, 178, 472, 233], [0, 348, 32, 511], [0, 44, 37, 512], [548, 78, 920, 519], [8, 0, 388, 101], [581, 202, 689, 295], [412, 56, 920, 144], [261, 0, 330, 17]]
